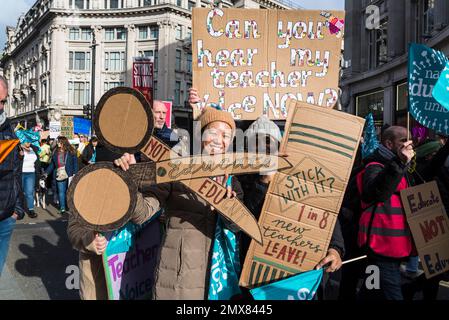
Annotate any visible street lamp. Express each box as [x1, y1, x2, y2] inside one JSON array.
[[90, 32, 99, 135]]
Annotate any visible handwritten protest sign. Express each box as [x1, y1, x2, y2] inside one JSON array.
[[192, 8, 344, 120], [103, 220, 161, 300], [400, 181, 449, 279], [60, 116, 74, 139], [240, 101, 364, 288]]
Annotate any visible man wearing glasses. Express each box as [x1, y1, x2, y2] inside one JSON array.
[[0, 75, 25, 276]]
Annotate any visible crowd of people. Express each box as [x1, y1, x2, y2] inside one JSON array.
[[1, 74, 449, 301]]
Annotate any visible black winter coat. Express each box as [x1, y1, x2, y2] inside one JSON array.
[[0, 119, 25, 221]]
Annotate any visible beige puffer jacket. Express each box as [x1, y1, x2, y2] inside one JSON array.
[[133, 178, 243, 300]]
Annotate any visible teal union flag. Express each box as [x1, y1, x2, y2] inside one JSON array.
[[408, 43, 449, 135]]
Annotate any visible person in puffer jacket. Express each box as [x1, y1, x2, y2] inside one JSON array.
[[0, 76, 26, 275]]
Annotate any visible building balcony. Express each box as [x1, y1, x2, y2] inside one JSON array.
[[20, 84, 29, 95], [29, 78, 37, 91]]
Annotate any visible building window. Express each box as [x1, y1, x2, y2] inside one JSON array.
[[177, 0, 182, 7], [140, 0, 155, 5], [41, 80, 47, 104], [105, 52, 125, 71], [423, 0, 435, 37], [105, 0, 123, 9], [70, 0, 90, 9], [175, 81, 181, 106], [104, 82, 124, 92], [187, 27, 191, 41], [139, 49, 158, 72], [176, 26, 182, 40], [368, 18, 388, 69], [175, 50, 182, 71], [187, 53, 192, 73], [188, 1, 195, 10], [356, 90, 384, 130], [69, 81, 90, 105], [138, 25, 159, 39], [395, 82, 408, 127], [69, 28, 92, 41], [104, 27, 126, 41], [154, 80, 158, 99], [69, 52, 91, 71]]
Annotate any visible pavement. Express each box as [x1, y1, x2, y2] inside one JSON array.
[[0, 204, 79, 300]]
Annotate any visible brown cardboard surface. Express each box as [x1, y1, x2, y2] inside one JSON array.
[[240, 101, 364, 288], [73, 168, 131, 226], [141, 135, 263, 243], [400, 181, 449, 278], [154, 153, 292, 183], [193, 8, 345, 120], [98, 93, 149, 148]]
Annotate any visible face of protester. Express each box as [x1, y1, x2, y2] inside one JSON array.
[[92, 140, 98, 148], [0, 83, 7, 114], [202, 121, 233, 156], [22, 142, 31, 151], [385, 127, 409, 155], [152, 101, 167, 130]]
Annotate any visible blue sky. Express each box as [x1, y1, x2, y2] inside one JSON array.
[[0, 0, 36, 52], [297, 0, 344, 10], [0, 0, 345, 52]]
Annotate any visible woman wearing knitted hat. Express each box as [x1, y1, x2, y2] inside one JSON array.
[[114, 88, 243, 300]]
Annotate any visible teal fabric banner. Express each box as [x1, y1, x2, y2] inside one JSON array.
[[408, 43, 449, 135], [250, 269, 323, 300], [362, 113, 379, 159], [432, 61, 449, 112], [208, 217, 242, 300], [15, 129, 41, 152]]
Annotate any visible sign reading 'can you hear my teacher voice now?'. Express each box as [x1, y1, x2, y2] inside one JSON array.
[[192, 8, 344, 120]]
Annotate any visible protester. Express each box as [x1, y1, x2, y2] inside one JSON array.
[[67, 138, 124, 300], [39, 138, 51, 171], [81, 136, 98, 166], [357, 126, 415, 300], [77, 134, 89, 157], [44, 136, 78, 214], [114, 89, 241, 299], [19, 142, 41, 219], [151, 100, 178, 148], [240, 115, 345, 300], [0, 75, 25, 275]]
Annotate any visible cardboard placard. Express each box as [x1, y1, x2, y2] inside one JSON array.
[[240, 101, 364, 288], [192, 8, 344, 120], [103, 220, 161, 300], [60, 116, 74, 139], [400, 181, 449, 279], [142, 136, 263, 244], [49, 121, 61, 139]]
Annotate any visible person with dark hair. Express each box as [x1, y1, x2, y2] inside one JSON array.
[[44, 136, 78, 214], [81, 136, 98, 167], [0, 75, 26, 275]]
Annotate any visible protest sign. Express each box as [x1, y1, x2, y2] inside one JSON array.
[[60, 116, 74, 139], [133, 57, 154, 107], [192, 8, 344, 120], [400, 181, 449, 279], [49, 121, 61, 139], [73, 117, 91, 136], [409, 43, 449, 135], [103, 220, 161, 300], [162, 101, 172, 129], [240, 101, 364, 288]]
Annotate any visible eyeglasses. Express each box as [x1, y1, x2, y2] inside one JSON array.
[[0, 99, 7, 105]]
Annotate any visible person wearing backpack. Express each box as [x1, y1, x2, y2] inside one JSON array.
[[356, 126, 415, 300], [44, 136, 78, 214]]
